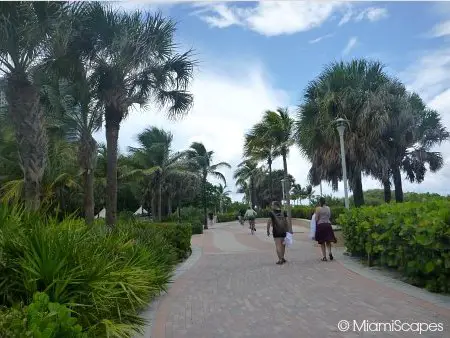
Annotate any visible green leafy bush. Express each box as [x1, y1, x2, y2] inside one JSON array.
[[134, 221, 192, 260], [0, 204, 182, 337], [216, 212, 237, 223], [337, 199, 450, 293], [291, 206, 313, 219], [191, 221, 203, 235], [0, 292, 85, 338]]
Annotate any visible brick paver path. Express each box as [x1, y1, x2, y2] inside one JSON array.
[[151, 221, 450, 338]]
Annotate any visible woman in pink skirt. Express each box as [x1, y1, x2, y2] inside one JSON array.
[[315, 197, 337, 261]]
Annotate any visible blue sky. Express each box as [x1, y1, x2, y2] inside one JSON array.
[[99, 1, 450, 201]]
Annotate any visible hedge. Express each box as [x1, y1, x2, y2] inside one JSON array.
[[337, 199, 450, 293], [0, 204, 192, 337], [217, 212, 237, 223], [216, 206, 345, 224]]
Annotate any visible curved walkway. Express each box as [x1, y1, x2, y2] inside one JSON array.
[[146, 221, 450, 338]]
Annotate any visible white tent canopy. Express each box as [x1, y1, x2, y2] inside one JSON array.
[[134, 206, 148, 215], [96, 208, 106, 218]]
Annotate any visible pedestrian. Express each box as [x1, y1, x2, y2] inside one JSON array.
[[315, 197, 337, 261], [267, 201, 292, 265]]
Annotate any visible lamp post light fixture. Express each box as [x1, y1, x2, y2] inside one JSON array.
[[334, 117, 350, 209]]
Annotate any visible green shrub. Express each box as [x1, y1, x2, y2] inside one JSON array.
[[291, 206, 313, 219], [118, 210, 136, 222], [0, 292, 85, 338], [134, 221, 192, 260], [337, 199, 450, 293], [0, 204, 178, 337], [191, 220, 203, 235], [216, 212, 237, 223]]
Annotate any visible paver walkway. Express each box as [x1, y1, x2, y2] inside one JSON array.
[[148, 221, 450, 338]]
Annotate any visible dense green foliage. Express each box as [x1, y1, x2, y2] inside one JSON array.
[[0, 205, 191, 337], [338, 199, 450, 293], [0, 292, 86, 338]]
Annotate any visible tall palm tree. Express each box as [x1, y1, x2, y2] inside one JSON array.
[[125, 127, 195, 221], [0, 2, 66, 210], [233, 159, 260, 208], [366, 80, 449, 202], [85, 3, 195, 228], [259, 108, 295, 224], [186, 142, 231, 229], [41, 75, 102, 224], [297, 59, 390, 207], [244, 123, 280, 200], [216, 183, 231, 213]]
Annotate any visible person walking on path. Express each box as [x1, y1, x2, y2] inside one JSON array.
[[267, 201, 292, 265], [315, 197, 337, 261]]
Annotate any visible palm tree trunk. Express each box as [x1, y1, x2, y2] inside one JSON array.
[[202, 174, 208, 229], [383, 179, 391, 203], [177, 192, 181, 221], [167, 195, 172, 216], [250, 176, 255, 207], [105, 117, 120, 228], [6, 74, 47, 211], [80, 135, 97, 226], [268, 157, 273, 201], [158, 180, 162, 221], [352, 170, 365, 207], [151, 194, 156, 220], [392, 166, 403, 202], [282, 153, 292, 232], [83, 169, 95, 225]]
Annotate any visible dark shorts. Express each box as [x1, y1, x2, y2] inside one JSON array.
[[315, 223, 337, 244], [273, 232, 286, 239], [247, 217, 255, 221]]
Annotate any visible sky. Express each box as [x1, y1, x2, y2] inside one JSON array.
[[94, 1, 450, 202]]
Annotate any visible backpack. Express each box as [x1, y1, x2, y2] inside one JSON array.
[[272, 211, 288, 236]]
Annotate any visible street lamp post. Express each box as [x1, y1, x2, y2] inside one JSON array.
[[334, 118, 350, 209]]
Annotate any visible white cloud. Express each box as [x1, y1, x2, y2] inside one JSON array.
[[309, 33, 334, 44], [342, 36, 357, 55], [195, 2, 390, 36], [338, 8, 353, 26], [94, 60, 293, 201], [340, 6, 388, 26], [400, 48, 450, 102], [358, 7, 388, 22], [429, 20, 450, 38], [196, 1, 346, 36], [110, 0, 178, 13]]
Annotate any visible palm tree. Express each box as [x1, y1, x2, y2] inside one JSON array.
[[216, 183, 231, 213], [85, 3, 195, 228], [233, 160, 260, 207], [0, 2, 66, 210], [125, 127, 195, 221], [366, 80, 449, 202], [297, 59, 390, 207], [244, 124, 280, 201], [186, 142, 231, 229], [258, 108, 295, 224]]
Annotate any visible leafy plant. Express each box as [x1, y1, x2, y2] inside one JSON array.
[[0, 292, 85, 338], [0, 204, 191, 337], [338, 199, 450, 293]]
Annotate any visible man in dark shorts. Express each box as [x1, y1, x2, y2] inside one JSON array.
[[267, 201, 292, 264]]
